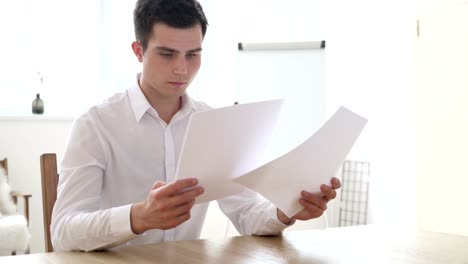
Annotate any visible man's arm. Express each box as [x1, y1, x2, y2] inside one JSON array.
[[51, 115, 138, 251], [52, 115, 204, 251], [217, 177, 341, 236], [217, 189, 292, 236]]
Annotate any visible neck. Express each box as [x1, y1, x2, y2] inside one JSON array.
[[139, 81, 182, 124], [154, 97, 182, 124]]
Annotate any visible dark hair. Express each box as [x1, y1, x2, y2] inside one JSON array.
[[134, 0, 208, 52]]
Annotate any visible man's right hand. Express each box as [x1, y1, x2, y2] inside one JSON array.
[[130, 178, 204, 234]]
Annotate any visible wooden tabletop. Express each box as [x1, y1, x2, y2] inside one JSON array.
[[2, 225, 467, 263]]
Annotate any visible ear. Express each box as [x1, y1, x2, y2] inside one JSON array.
[[131, 41, 144, 62]]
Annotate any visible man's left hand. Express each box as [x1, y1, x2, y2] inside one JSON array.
[[277, 177, 342, 224]]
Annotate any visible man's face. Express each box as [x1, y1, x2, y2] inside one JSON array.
[[135, 23, 203, 101]]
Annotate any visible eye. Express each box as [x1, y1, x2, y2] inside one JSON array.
[[186, 53, 198, 58], [160, 53, 173, 58]]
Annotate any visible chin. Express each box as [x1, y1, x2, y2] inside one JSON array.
[[165, 88, 187, 97]]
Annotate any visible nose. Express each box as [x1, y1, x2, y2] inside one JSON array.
[[173, 57, 188, 75]]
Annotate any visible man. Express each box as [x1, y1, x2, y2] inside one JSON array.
[[52, 0, 341, 252]]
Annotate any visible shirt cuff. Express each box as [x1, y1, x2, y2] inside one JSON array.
[[265, 205, 296, 232], [110, 204, 139, 239]]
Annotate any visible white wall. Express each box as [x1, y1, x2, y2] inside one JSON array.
[[324, 0, 468, 236], [414, 0, 468, 236], [0, 0, 103, 116], [323, 0, 417, 226], [0, 118, 73, 254]]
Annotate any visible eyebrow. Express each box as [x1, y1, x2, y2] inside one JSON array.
[[155, 46, 202, 54]]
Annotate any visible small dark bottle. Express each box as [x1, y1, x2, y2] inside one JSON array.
[[32, 93, 44, 114]]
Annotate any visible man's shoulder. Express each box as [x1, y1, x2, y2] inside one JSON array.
[[75, 92, 129, 124], [94, 92, 128, 112]]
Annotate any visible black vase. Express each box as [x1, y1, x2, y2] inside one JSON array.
[[32, 93, 44, 114]]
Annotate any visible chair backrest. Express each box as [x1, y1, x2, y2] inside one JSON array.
[[40, 153, 58, 253], [0, 158, 8, 177]]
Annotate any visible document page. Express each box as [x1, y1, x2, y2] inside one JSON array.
[[233, 107, 367, 217], [175, 99, 284, 203]]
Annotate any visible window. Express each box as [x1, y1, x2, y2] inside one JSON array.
[[0, 0, 139, 116]]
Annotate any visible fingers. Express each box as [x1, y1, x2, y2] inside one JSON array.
[[320, 184, 337, 202], [158, 178, 200, 197], [298, 197, 325, 219], [167, 200, 196, 219], [330, 177, 342, 189], [151, 181, 166, 190], [301, 191, 327, 210], [173, 212, 191, 226], [149, 179, 204, 208], [296, 192, 326, 220], [156, 200, 196, 224], [159, 211, 192, 230], [165, 186, 204, 208], [294, 179, 342, 221]]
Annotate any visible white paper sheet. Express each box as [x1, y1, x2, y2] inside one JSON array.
[[232, 107, 368, 218], [175, 99, 284, 203]]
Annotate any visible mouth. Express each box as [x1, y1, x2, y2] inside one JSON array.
[[168, 81, 187, 88]]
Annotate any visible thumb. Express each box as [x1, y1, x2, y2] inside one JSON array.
[[151, 181, 166, 190]]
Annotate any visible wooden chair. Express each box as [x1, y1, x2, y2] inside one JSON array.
[[40, 153, 58, 253], [0, 158, 32, 224]]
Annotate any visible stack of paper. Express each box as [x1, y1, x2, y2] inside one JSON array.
[[175, 100, 367, 218]]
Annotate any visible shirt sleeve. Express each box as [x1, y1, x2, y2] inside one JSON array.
[[216, 188, 294, 236], [51, 112, 138, 252]]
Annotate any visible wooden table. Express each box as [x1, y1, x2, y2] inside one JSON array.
[[2, 225, 467, 263]]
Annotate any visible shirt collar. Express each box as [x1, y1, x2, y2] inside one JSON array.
[[127, 73, 198, 123]]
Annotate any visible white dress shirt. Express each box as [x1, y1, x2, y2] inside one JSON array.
[[51, 76, 289, 252]]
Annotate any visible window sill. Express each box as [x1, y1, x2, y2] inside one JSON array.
[[0, 114, 74, 122]]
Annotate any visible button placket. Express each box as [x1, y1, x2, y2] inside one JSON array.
[[163, 124, 176, 242]]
